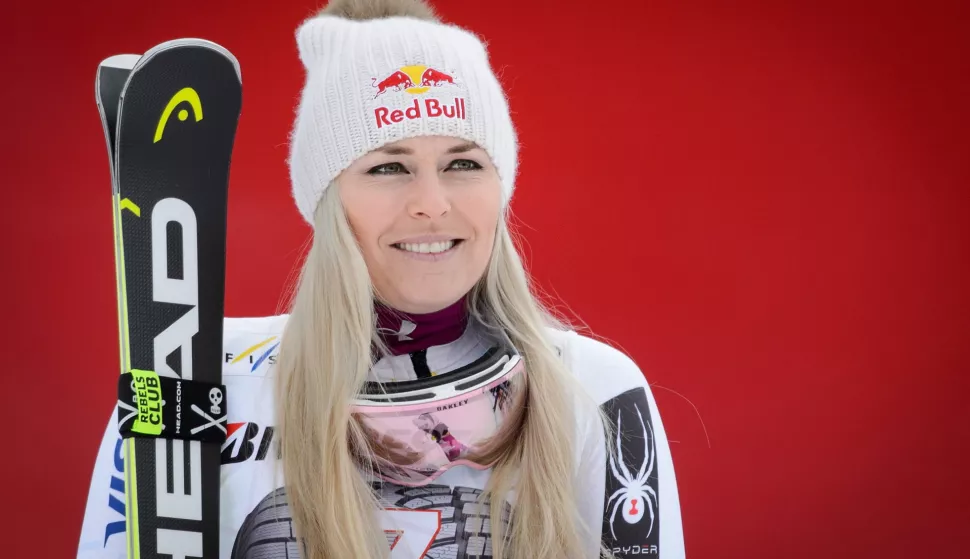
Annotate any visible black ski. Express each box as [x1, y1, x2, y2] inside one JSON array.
[[96, 39, 242, 559]]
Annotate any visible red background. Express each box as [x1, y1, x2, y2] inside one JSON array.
[[3, 0, 968, 557]]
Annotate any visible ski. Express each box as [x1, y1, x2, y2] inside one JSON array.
[[96, 39, 242, 558]]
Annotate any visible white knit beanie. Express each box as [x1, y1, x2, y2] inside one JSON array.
[[288, 10, 518, 226]]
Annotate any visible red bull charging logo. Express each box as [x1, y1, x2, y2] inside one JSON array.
[[372, 64, 466, 129]]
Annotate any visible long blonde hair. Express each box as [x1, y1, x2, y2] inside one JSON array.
[[275, 178, 610, 558]]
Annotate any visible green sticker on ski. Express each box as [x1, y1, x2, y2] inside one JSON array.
[[131, 369, 163, 435]]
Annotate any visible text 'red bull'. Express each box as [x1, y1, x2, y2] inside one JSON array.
[[375, 97, 466, 129]]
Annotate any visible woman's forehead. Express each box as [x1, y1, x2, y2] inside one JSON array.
[[374, 136, 483, 155]]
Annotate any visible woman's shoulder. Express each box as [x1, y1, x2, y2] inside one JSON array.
[[220, 315, 287, 445], [222, 314, 290, 377], [543, 326, 652, 405]]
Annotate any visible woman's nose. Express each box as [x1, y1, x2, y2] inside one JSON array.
[[407, 171, 451, 218]]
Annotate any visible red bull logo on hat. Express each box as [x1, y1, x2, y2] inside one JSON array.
[[372, 64, 457, 97], [372, 64, 466, 129]]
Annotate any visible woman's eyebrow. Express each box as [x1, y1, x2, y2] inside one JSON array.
[[376, 145, 412, 155], [446, 142, 479, 154]]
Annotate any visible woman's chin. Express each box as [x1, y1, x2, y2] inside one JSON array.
[[381, 288, 468, 314]]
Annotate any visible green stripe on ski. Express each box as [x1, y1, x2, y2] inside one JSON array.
[[111, 194, 131, 373], [117, 194, 132, 369], [115, 190, 138, 558], [110, 194, 120, 370], [125, 438, 141, 559]]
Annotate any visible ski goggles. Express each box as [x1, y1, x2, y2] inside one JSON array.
[[351, 345, 526, 486]]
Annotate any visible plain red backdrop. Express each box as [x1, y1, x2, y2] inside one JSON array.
[[2, 0, 968, 557]]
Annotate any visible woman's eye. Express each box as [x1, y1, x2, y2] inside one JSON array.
[[368, 162, 406, 175], [448, 159, 482, 171]]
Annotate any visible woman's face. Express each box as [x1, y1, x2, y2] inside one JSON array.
[[338, 136, 503, 314]]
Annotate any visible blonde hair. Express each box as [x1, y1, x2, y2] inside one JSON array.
[[275, 180, 611, 558]]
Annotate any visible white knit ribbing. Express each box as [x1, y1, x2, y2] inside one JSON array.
[[288, 15, 518, 226]]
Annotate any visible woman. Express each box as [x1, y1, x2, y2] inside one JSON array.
[[77, 0, 685, 557]]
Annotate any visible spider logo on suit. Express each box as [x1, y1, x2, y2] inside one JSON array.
[[606, 402, 659, 539]]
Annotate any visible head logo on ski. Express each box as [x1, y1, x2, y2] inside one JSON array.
[[154, 87, 204, 143]]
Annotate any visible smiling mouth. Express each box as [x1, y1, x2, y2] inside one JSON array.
[[391, 239, 464, 254]]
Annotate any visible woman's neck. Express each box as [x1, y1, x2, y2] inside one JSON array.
[[375, 296, 469, 356]]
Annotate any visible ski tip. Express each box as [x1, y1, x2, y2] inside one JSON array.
[[142, 38, 242, 84], [98, 54, 141, 71], [96, 54, 139, 106]]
